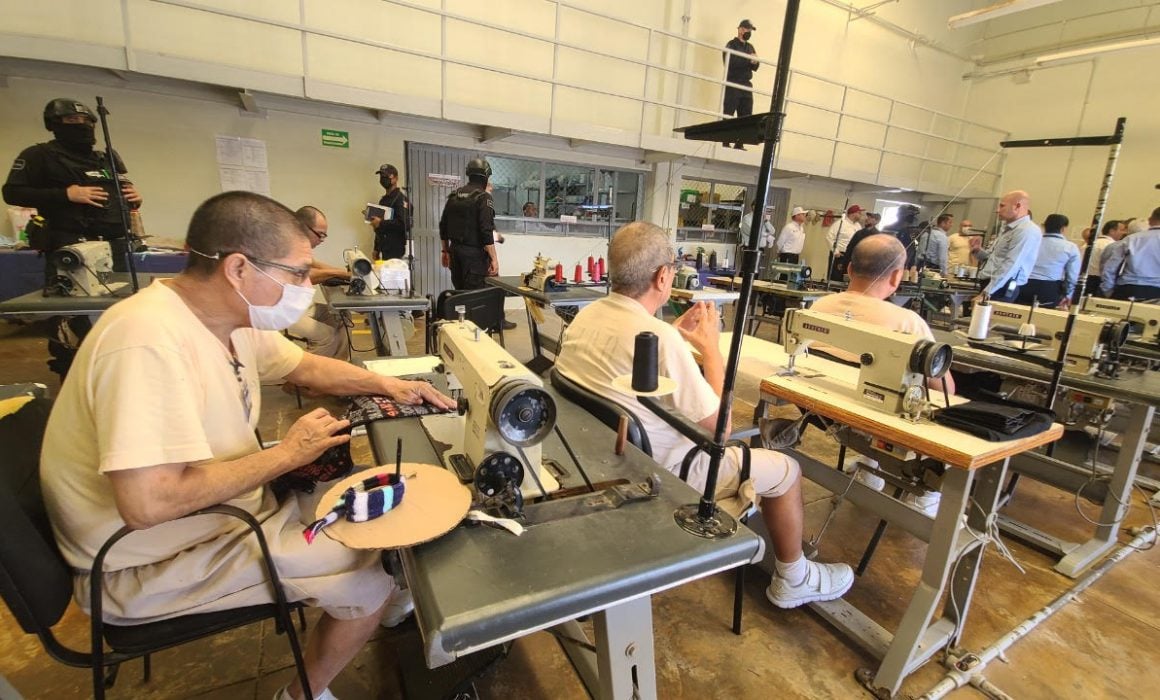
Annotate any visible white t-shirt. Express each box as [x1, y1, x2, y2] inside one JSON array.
[[555, 293, 720, 472], [778, 221, 805, 255], [808, 290, 934, 362], [41, 280, 304, 571]]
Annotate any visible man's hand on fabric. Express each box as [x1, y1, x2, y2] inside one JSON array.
[[383, 378, 456, 409], [278, 408, 352, 466]]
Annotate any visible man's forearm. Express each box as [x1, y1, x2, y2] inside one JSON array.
[[109, 445, 299, 529], [287, 353, 398, 395], [701, 346, 726, 396]]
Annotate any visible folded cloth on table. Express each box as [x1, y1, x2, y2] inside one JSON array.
[[932, 390, 1054, 440]]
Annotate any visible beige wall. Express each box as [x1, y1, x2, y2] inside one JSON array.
[[964, 46, 1160, 237]]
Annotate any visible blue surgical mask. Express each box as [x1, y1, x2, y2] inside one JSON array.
[[236, 260, 315, 331]]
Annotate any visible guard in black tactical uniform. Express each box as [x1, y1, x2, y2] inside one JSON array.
[[439, 158, 515, 329], [2, 98, 143, 377], [3, 98, 142, 274], [371, 163, 411, 260], [439, 158, 500, 289]]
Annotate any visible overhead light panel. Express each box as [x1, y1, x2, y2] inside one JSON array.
[[948, 0, 1063, 29], [1035, 36, 1160, 65]]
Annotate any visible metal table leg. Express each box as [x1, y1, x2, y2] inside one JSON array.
[[556, 597, 658, 700], [369, 311, 387, 356], [379, 311, 409, 357], [1055, 402, 1154, 577]]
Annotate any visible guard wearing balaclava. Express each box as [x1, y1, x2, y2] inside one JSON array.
[[439, 158, 498, 290], [371, 163, 411, 260], [2, 98, 144, 378], [887, 203, 922, 270], [2, 98, 142, 268]]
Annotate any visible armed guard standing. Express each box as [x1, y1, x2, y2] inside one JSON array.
[[3, 98, 142, 275], [2, 98, 143, 377], [439, 158, 500, 290]]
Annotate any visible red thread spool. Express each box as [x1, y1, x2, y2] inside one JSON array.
[[574, 263, 583, 283], [597, 257, 605, 279], [587, 255, 595, 276], [554, 262, 564, 284]]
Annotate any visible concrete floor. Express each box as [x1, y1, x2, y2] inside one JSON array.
[[0, 305, 1157, 699]]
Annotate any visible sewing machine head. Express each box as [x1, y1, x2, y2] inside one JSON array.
[[47, 240, 115, 296], [343, 247, 380, 295], [437, 319, 560, 497], [675, 265, 702, 290], [1079, 297, 1160, 344], [782, 308, 952, 420], [988, 301, 1130, 375], [767, 261, 812, 290], [524, 253, 557, 292]]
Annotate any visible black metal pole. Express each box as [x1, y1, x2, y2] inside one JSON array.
[[1045, 117, 1125, 412], [687, 0, 803, 527], [94, 97, 140, 293]]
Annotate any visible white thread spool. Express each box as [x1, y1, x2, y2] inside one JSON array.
[[968, 302, 992, 340]]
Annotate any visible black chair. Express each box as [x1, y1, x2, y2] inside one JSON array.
[[549, 367, 652, 456], [548, 368, 751, 634], [434, 287, 508, 346], [0, 397, 312, 700]]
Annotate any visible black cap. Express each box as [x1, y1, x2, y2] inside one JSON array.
[[375, 164, 398, 177], [739, 19, 756, 30]]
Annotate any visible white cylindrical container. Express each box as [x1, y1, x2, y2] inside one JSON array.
[[968, 302, 992, 340]]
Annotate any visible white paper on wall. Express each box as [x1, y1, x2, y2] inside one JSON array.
[[215, 135, 271, 195]]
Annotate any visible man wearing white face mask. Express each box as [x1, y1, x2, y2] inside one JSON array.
[[40, 191, 456, 700]]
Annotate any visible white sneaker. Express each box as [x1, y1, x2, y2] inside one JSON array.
[[765, 561, 854, 609], [843, 456, 885, 491], [274, 685, 337, 700], [903, 491, 941, 518], [380, 587, 414, 628]]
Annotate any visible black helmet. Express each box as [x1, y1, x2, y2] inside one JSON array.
[[43, 98, 96, 130], [465, 158, 492, 179]]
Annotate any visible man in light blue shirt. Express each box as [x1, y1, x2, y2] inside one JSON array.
[[916, 213, 951, 275], [1101, 206, 1160, 300], [974, 190, 1041, 304], [1016, 213, 1079, 309]]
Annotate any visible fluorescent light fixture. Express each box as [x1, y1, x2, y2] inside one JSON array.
[[948, 0, 1063, 29], [1035, 36, 1160, 65]]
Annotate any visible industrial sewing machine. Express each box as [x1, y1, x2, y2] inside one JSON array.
[[986, 301, 1130, 376], [47, 240, 119, 296], [674, 264, 702, 290], [343, 247, 381, 295], [766, 261, 812, 290], [782, 308, 953, 421], [438, 318, 561, 501], [1080, 296, 1160, 345], [523, 253, 564, 293]]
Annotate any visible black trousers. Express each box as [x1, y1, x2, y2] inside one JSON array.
[[375, 232, 407, 260], [979, 279, 1020, 303], [1084, 275, 1104, 298], [723, 86, 753, 118], [1112, 283, 1160, 301], [1015, 279, 1065, 307], [778, 253, 800, 264], [449, 245, 489, 290]]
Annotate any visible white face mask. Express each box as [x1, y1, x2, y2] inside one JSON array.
[[236, 260, 315, 331]]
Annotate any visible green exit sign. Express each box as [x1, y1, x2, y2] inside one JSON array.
[[321, 129, 349, 148]]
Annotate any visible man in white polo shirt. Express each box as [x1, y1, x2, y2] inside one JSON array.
[[556, 221, 854, 609]]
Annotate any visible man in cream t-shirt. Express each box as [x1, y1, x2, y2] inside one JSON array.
[[41, 191, 455, 700], [556, 221, 854, 610], [809, 234, 954, 515]]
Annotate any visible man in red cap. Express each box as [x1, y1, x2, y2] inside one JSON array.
[[826, 204, 864, 280]]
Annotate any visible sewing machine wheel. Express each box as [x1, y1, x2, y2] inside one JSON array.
[[491, 380, 557, 447], [1102, 321, 1131, 353], [49, 249, 84, 271], [901, 384, 927, 421], [910, 340, 953, 379], [474, 452, 524, 497]]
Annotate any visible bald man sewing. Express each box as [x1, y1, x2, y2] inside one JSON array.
[[973, 190, 1042, 304], [809, 234, 955, 515]]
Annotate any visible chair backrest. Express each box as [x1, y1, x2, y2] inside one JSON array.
[[549, 368, 652, 457], [436, 287, 507, 334], [0, 397, 77, 635]]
